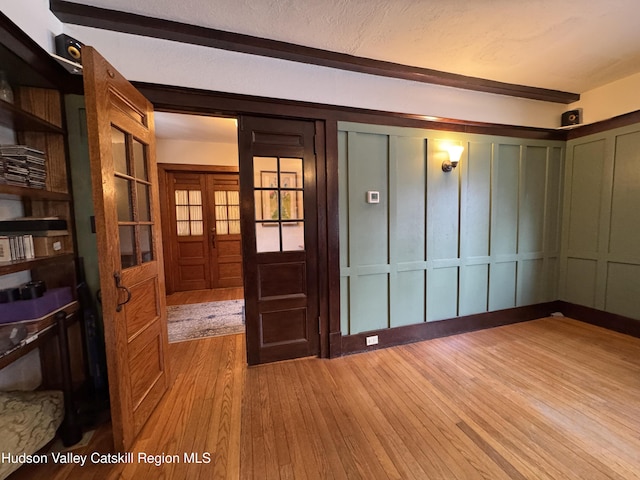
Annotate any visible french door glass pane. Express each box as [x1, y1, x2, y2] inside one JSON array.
[[132, 139, 148, 181], [282, 223, 304, 251], [119, 225, 137, 269], [137, 183, 151, 222], [140, 225, 153, 263], [177, 221, 190, 236], [175, 190, 188, 205], [111, 126, 127, 175], [279, 158, 302, 188], [256, 222, 280, 253], [229, 220, 241, 235], [115, 176, 133, 222]]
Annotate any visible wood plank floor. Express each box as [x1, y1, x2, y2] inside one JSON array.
[[166, 287, 244, 306], [10, 317, 640, 479]]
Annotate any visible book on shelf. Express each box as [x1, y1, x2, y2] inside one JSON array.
[[0, 145, 47, 189], [0, 235, 35, 263]]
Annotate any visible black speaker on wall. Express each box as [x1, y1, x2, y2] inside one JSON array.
[[561, 109, 582, 127], [55, 34, 84, 64]]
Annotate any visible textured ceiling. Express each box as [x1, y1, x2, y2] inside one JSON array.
[[63, 0, 640, 94], [154, 113, 237, 142]]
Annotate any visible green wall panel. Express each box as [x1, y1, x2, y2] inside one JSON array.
[[348, 132, 389, 266], [567, 140, 605, 254], [517, 259, 544, 306], [393, 136, 427, 262], [546, 147, 563, 253], [340, 277, 350, 334], [489, 262, 517, 311], [492, 145, 520, 255], [519, 146, 546, 253], [459, 264, 489, 316], [605, 263, 640, 320], [564, 258, 597, 307], [427, 267, 458, 321], [462, 142, 491, 258], [351, 274, 389, 334], [545, 258, 559, 302], [428, 140, 459, 261], [609, 131, 640, 258], [392, 270, 426, 327]]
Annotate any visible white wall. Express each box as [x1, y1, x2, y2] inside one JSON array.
[[0, 0, 63, 52], [569, 72, 640, 125], [156, 139, 238, 166]]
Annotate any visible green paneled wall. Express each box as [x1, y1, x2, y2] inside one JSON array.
[[339, 122, 565, 335], [561, 124, 640, 320]]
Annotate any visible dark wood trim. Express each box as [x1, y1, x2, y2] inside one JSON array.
[[341, 302, 563, 355], [49, 0, 579, 104], [566, 110, 640, 140], [314, 120, 330, 359], [325, 120, 342, 358], [135, 82, 567, 142], [557, 301, 640, 339], [157, 163, 238, 174]]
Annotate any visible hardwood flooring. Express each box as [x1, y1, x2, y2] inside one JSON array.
[[10, 317, 640, 479], [166, 287, 244, 306]]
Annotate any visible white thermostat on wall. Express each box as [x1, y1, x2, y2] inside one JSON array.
[[366, 191, 380, 204]]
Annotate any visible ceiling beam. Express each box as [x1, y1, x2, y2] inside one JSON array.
[[50, 0, 579, 104]]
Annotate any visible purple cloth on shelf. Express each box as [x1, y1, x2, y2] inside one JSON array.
[[0, 287, 72, 323]]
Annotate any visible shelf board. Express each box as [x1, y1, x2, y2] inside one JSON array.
[[0, 184, 70, 201], [0, 253, 74, 275], [0, 99, 65, 133], [0, 300, 79, 370]]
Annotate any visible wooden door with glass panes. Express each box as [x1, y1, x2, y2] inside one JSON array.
[[168, 171, 242, 291], [239, 116, 319, 365], [83, 46, 169, 451], [208, 174, 242, 288]]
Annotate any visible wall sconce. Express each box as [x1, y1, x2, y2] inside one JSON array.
[[442, 144, 464, 172]]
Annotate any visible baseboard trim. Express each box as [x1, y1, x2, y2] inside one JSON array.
[[340, 301, 562, 355], [557, 301, 640, 338]]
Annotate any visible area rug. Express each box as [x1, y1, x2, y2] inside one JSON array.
[[167, 300, 245, 343]]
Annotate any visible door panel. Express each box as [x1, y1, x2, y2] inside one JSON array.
[[239, 117, 319, 365], [83, 47, 169, 451]]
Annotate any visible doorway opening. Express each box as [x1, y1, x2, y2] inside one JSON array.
[[155, 112, 245, 343]]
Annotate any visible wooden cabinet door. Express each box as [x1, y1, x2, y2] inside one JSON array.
[[83, 47, 169, 451], [239, 116, 319, 365]]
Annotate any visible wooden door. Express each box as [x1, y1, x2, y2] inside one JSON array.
[[208, 174, 243, 288], [163, 170, 242, 292], [168, 171, 211, 291], [83, 47, 169, 451], [239, 116, 319, 365]]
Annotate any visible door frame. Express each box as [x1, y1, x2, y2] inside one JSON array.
[[137, 85, 336, 360], [158, 163, 239, 295]]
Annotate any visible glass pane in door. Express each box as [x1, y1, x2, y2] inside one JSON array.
[[119, 225, 137, 269], [111, 126, 128, 175], [115, 177, 133, 222]]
